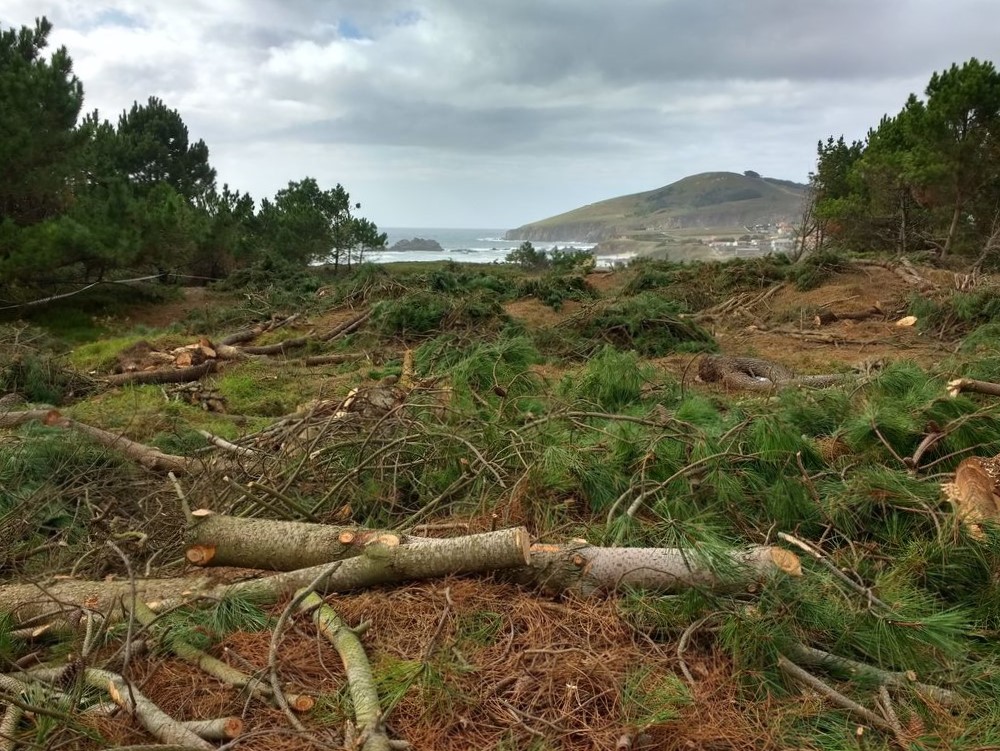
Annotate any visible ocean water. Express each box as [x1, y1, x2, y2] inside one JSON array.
[[364, 227, 601, 265]]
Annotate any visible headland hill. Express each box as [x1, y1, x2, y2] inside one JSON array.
[[504, 170, 809, 262]]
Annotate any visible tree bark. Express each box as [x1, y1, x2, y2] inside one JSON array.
[[183, 514, 800, 595]]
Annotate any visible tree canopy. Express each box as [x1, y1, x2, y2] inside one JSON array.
[[0, 16, 385, 292], [810, 58, 1000, 259]]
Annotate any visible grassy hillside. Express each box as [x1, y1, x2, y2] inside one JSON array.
[[506, 171, 809, 242]]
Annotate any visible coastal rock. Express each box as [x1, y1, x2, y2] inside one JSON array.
[[389, 237, 445, 252]]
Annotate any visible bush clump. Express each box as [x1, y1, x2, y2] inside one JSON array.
[[373, 290, 509, 337], [788, 249, 850, 291], [575, 293, 716, 356], [517, 273, 597, 310]]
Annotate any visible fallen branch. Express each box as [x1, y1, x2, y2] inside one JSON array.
[[301, 591, 391, 751], [302, 353, 364, 367], [29, 667, 212, 749], [698, 355, 845, 392], [180, 717, 244, 741], [42, 411, 193, 474], [129, 599, 313, 712], [219, 314, 301, 346], [778, 654, 895, 734], [784, 643, 959, 707], [103, 361, 215, 387]]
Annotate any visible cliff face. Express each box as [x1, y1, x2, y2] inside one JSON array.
[[504, 172, 808, 242], [503, 222, 616, 243]]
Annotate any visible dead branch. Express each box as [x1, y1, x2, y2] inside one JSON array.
[[103, 361, 215, 387], [41, 411, 193, 474], [302, 353, 364, 366], [301, 591, 392, 751], [778, 654, 895, 734], [219, 314, 301, 346], [29, 667, 212, 749], [129, 599, 313, 712], [784, 643, 959, 707], [697, 355, 845, 392]]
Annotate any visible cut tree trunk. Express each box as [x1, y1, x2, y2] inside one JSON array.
[[183, 514, 801, 596], [0, 527, 532, 626], [185, 510, 420, 570], [813, 306, 883, 327], [519, 542, 801, 596], [0, 409, 53, 429], [103, 360, 216, 387]]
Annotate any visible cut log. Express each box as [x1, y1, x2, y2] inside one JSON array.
[[183, 514, 800, 594], [185, 511, 427, 570], [813, 306, 882, 327], [103, 360, 215, 387], [0, 409, 54, 429], [947, 378, 1000, 398], [0, 527, 532, 626], [302, 353, 364, 366], [518, 542, 801, 596], [181, 717, 245, 740]]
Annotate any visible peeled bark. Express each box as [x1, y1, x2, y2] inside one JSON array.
[[0, 527, 532, 625]]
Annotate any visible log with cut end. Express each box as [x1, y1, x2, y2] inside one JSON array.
[[0, 527, 532, 626], [185, 510, 419, 569], [813, 306, 883, 327], [518, 543, 801, 596], [181, 716, 245, 740], [947, 378, 1000, 398], [103, 360, 216, 386]]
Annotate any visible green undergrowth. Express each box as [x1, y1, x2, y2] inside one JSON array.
[[6, 262, 1000, 748]]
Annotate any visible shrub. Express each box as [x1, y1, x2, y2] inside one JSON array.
[[575, 293, 716, 356]]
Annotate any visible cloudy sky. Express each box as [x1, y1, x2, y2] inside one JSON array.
[[5, 1, 999, 228]]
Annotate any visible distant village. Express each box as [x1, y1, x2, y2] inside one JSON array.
[[704, 222, 798, 258]]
